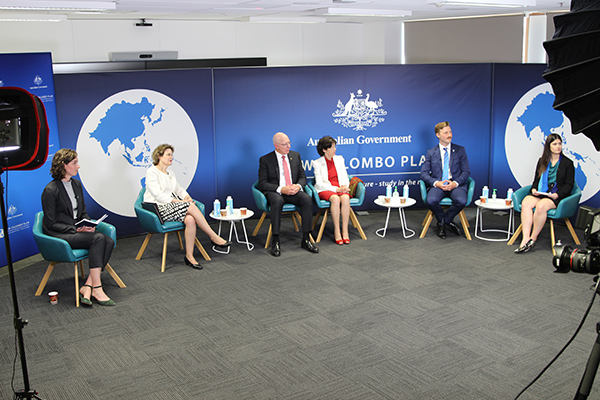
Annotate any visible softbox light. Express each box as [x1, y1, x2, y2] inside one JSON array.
[[543, 0, 600, 150], [0, 87, 49, 171]]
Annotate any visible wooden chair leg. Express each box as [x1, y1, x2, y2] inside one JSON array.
[[550, 219, 557, 255], [161, 232, 170, 273], [265, 224, 273, 249], [176, 230, 184, 250], [316, 209, 328, 243], [564, 218, 581, 245], [312, 209, 323, 231], [75, 262, 80, 308], [349, 209, 367, 240], [252, 212, 267, 237], [135, 233, 152, 260], [35, 262, 56, 296], [458, 210, 472, 240], [507, 223, 522, 245], [78, 261, 86, 280], [105, 263, 126, 288], [195, 237, 211, 261], [420, 211, 434, 238], [291, 212, 301, 231]]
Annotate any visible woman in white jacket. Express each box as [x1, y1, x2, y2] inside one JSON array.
[[312, 136, 351, 245], [144, 144, 230, 269]]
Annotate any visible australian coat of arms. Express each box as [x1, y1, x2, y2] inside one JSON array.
[[332, 89, 387, 131]]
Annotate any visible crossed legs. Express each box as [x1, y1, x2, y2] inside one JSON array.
[[184, 203, 227, 265], [519, 195, 556, 248]]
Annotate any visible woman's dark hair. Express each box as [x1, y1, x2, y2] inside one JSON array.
[[152, 144, 174, 165], [316, 136, 336, 157], [537, 133, 563, 177], [50, 148, 77, 180]]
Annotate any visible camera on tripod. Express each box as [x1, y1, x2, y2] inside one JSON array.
[[553, 209, 600, 274]]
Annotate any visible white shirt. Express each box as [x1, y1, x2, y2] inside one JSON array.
[[143, 165, 189, 204], [275, 150, 292, 194]]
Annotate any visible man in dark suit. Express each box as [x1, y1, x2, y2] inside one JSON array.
[[420, 121, 470, 239], [258, 132, 319, 257]]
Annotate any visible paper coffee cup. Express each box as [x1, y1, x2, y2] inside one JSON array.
[[384, 197, 391, 204], [220, 210, 227, 217], [480, 196, 487, 204], [400, 197, 406, 204], [240, 207, 247, 216], [505, 199, 512, 206], [48, 291, 58, 305]]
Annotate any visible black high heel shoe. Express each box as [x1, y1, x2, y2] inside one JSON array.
[[184, 256, 203, 270], [211, 240, 231, 250]]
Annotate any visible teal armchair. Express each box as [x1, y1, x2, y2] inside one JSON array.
[[418, 177, 475, 240], [507, 182, 582, 254], [32, 211, 126, 307], [251, 180, 304, 248], [133, 187, 210, 272], [306, 177, 367, 243]]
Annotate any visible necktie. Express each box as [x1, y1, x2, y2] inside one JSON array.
[[282, 155, 292, 186], [442, 147, 449, 181]]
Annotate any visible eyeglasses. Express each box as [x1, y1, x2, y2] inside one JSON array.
[[276, 141, 291, 147]]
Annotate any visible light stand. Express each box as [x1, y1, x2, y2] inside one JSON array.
[[1, 166, 42, 400]]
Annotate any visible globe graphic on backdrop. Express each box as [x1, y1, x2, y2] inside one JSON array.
[[77, 89, 199, 217], [505, 82, 600, 203]]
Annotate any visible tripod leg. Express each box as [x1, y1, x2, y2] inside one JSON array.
[[574, 325, 600, 400]]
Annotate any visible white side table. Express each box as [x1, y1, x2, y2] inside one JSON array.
[[374, 197, 416, 238], [209, 208, 255, 253], [474, 199, 514, 241]]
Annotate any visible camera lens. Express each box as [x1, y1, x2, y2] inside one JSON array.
[[553, 245, 600, 274]]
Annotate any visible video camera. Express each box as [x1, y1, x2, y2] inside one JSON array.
[[553, 209, 600, 274]]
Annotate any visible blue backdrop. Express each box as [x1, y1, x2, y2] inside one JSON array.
[[2, 58, 599, 267]]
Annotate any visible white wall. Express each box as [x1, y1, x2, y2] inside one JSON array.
[[0, 16, 553, 65]]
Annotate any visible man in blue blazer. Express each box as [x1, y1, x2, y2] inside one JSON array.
[[258, 132, 318, 257], [419, 121, 470, 239]]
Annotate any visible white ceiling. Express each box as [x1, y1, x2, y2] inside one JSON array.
[[0, 0, 571, 22]]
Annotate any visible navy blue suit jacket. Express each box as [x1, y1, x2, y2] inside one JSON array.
[[420, 144, 470, 187]]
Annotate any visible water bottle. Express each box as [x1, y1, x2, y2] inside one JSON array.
[[403, 184, 409, 198], [393, 186, 399, 197], [506, 188, 513, 201], [226, 196, 233, 215], [213, 199, 220, 217], [386, 185, 392, 197], [482, 186, 489, 199]]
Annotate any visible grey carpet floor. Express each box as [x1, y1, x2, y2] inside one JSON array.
[[1, 207, 599, 400]]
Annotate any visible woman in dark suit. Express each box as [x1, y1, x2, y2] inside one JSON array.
[[41, 149, 115, 306], [515, 134, 575, 253]]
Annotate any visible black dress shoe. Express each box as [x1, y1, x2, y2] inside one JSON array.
[[437, 223, 446, 239], [446, 222, 461, 236], [301, 239, 319, 254], [184, 256, 203, 270], [271, 241, 281, 257], [211, 240, 232, 250]]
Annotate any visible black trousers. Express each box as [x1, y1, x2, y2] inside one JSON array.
[[266, 191, 313, 236], [52, 231, 114, 269]]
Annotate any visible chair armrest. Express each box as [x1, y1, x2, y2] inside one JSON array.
[[512, 185, 531, 213], [354, 181, 365, 206], [96, 222, 117, 243], [418, 180, 427, 202], [553, 191, 582, 219], [252, 182, 269, 212]]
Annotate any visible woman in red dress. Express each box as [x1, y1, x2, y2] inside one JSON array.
[[312, 136, 351, 245]]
